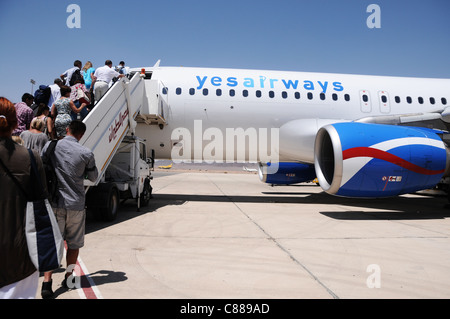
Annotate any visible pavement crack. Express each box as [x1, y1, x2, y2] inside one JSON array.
[[207, 176, 340, 299]]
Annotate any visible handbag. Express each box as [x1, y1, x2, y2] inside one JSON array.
[[0, 149, 64, 272], [76, 86, 90, 104]]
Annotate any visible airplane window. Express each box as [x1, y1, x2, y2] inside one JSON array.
[[430, 97, 435, 104], [442, 98, 447, 105], [381, 95, 387, 103], [189, 88, 195, 95], [320, 93, 326, 101], [395, 96, 401, 103], [229, 89, 235, 97], [332, 93, 338, 101], [307, 92, 313, 100], [362, 94, 368, 102], [344, 94, 350, 101], [162, 88, 168, 95], [243, 90, 248, 97], [406, 96, 412, 104], [216, 89, 222, 96], [256, 90, 262, 98], [295, 92, 300, 99], [282, 91, 288, 99], [176, 88, 182, 95], [203, 88, 208, 96], [269, 91, 275, 98], [418, 97, 424, 104]]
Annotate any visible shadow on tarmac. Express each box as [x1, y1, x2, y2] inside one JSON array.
[[85, 185, 450, 235], [49, 271, 127, 299]]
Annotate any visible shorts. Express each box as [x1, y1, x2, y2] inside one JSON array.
[[54, 208, 86, 250]]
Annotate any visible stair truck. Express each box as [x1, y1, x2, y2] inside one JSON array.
[[82, 72, 154, 221]]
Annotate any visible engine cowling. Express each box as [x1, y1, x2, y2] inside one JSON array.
[[258, 162, 316, 185], [314, 122, 450, 197]]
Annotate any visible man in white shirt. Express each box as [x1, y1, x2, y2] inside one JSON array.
[[47, 78, 63, 108], [60, 60, 82, 86], [92, 60, 125, 103]]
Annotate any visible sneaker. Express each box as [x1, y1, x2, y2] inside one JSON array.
[[41, 280, 53, 299]]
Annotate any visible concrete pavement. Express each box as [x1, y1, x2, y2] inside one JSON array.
[[36, 167, 450, 299]]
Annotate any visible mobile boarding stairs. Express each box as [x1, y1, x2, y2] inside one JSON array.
[[80, 72, 161, 221]]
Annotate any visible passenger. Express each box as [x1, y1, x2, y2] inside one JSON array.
[[35, 103, 54, 139], [40, 120, 98, 299], [116, 61, 128, 75], [20, 118, 49, 154], [0, 97, 43, 299], [70, 78, 90, 121], [47, 78, 63, 109], [92, 60, 125, 103], [81, 61, 95, 90], [51, 86, 87, 139], [60, 60, 82, 86], [12, 93, 34, 136]]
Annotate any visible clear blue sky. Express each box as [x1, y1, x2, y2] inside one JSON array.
[[0, 0, 449, 103]]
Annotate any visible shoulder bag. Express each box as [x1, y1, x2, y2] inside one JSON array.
[[76, 85, 90, 104]]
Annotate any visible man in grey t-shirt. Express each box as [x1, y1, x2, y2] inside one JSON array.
[[40, 120, 98, 299]]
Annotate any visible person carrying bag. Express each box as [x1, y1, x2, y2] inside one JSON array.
[[1, 97, 63, 299], [0, 149, 64, 273]]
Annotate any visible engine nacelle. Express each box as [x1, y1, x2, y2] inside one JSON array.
[[314, 122, 449, 197], [258, 162, 316, 185]]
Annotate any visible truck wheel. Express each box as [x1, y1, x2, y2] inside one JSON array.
[[140, 178, 152, 207], [100, 183, 120, 221]]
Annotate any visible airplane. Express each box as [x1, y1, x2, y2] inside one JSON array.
[[127, 61, 450, 199]]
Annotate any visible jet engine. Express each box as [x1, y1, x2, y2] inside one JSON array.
[[258, 162, 316, 185], [314, 122, 450, 197]]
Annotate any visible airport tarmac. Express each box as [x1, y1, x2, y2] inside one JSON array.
[[36, 164, 450, 300]]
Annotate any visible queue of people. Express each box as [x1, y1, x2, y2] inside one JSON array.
[[0, 59, 112, 299], [1, 96, 99, 299], [13, 59, 128, 143]]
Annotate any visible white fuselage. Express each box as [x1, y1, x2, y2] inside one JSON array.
[[133, 66, 450, 164]]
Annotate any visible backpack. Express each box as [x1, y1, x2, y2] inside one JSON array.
[[69, 69, 83, 86], [41, 140, 59, 204], [34, 85, 51, 105]]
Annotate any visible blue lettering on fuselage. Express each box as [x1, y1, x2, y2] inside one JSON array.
[[195, 75, 344, 93]]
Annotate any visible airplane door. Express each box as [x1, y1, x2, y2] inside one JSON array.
[[378, 90, 390, 113], [158, 80, 169, 123], [139, 79, 169, 126], [359, 90, 371, 113]]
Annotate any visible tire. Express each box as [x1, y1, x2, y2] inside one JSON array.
[[87, 183, 120, 221], [140, 178, 152, 207], [100, 183, 120, 221]]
